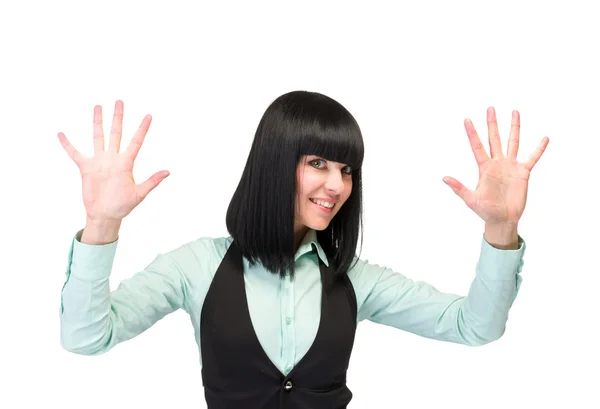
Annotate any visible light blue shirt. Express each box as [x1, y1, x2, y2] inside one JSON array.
[[60, 228, 525, 376]]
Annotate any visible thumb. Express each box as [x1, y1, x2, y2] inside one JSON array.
[[137, 170, 170, 201], [443, 176, 476, 209]]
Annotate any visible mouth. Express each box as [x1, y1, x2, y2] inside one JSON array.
[[310, 198, 335, 212]]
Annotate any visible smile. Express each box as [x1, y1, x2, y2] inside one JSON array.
[[310, 198, 335, 211]]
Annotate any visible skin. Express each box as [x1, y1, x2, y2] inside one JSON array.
[[293, 155, 353, 251], [443, 108, 549, 249], [58, 100, 169, 245]]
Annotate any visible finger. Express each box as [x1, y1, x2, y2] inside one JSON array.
[[524, 136, 550, 171], [58, 132, 85, 166], [93, 105, 104, 154], [124, 114, 152, 161], [109, 100, 124, 152], [487, 107, 503, 158], [443, 176, 477, 209], [464, 118, 489, 166], [136, 170, 171, 201], [507, 110, 520, 159]]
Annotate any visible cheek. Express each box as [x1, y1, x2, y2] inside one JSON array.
[[298, 171, 322, 195], [335, 180, 352, 209], [343, 179, 353, 199], [295, 166, 305, 196]]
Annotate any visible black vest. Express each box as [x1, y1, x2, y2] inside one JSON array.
[[200, 240, 358, 409]]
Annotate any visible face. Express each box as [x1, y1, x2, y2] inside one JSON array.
[[294, 154, 353, 236]]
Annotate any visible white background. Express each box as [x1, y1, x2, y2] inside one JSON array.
[[1, 0, 598, 408]]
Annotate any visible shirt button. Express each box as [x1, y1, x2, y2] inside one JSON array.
[[284, 380, 293, 391], [285, 317, 291, 325]]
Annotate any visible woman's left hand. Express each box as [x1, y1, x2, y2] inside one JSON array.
[[443, 107, 549, 226]]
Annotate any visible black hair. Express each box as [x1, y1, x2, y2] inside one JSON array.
[[226, 90, 364, 279]]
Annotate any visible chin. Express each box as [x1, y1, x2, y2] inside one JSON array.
[[306, 220, 331, 231]]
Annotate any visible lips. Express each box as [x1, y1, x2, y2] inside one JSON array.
[[310, 198, 335, 212], [309, 198, 335, 208]]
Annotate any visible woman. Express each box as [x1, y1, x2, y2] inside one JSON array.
[[58, 91, 549, 408]]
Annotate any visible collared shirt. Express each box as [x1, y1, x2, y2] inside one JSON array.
[[59, 228, 525, 376]]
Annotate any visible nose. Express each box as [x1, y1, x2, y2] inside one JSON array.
[[324, 170, 344, 196]]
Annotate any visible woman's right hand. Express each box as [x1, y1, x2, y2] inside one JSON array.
[[58, 100, 170, 223]]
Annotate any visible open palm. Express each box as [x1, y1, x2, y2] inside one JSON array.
[[58, 100, 170, 222], [443, 107, 549, 225]]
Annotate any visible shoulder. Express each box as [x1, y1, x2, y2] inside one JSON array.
[[159, 235, 234, 284], [346, 257, 388, 306], [183, 235, 233, 259]]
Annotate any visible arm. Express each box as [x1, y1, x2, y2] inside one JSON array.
[[57, 101, 177, 355], [59, 228, 191, 355], [352, 233, 525, 346], [352, 108, 547, 345]]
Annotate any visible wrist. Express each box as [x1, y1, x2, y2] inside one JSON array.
[[81, 218, 122, 245], [484, 222, 519, 250]]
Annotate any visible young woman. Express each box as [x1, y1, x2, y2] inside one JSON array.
[[58, 91, 549, 408]]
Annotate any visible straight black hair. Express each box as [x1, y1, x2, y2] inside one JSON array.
[[226, 90, 364, 279]]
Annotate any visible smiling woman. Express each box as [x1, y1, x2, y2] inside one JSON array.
[[225, 91, 364, 280], [58, 90, 548, 409], [295, 155, 354, 248]]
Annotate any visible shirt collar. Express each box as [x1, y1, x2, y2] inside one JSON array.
[[295, 229, 329, 267]]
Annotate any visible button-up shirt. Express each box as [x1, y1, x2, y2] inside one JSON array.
[[60, 228, 525, 376]]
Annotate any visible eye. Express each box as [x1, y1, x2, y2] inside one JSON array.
[[310, 159, 326, 169], [342, 166, 352, 175]]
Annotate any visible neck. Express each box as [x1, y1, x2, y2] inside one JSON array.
[[293, 224, 309, 254]]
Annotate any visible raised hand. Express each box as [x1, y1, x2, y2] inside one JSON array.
[[58, 100, 170, 223], [443, 107, 549, 226]]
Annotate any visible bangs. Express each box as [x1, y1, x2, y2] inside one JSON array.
[[297, 113, 364, 170], [276, 91, 364, 169]]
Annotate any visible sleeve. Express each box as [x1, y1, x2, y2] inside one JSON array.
[[351, 235, 526, 346], [59, 228, 197, 355]]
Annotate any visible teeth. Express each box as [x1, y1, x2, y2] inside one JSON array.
[[311, 199, 334, 209]]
